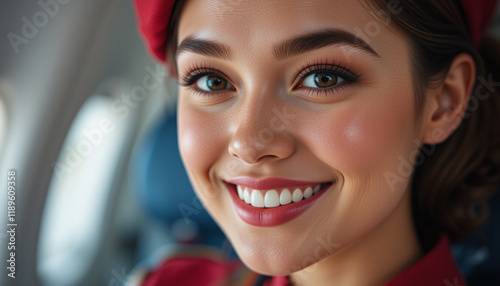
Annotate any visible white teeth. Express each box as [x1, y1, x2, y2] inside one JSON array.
[[292, 188, 304, 203], [280, 189, 292, 205], [251, 189, 265, 208], [235, 184, 327, 207], [303, 187, 313, 198], [243, 188, 251, 204], [314, 184, 321, 194], [264, 190, 280, 208], [237, 185, 244, 200]]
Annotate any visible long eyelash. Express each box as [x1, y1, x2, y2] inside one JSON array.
[[293, 60, 360, 97], [296, 59, 359, 83], [179, 60, 359, 97], [178, 64, 226, 87]]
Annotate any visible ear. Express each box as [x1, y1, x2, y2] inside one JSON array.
[[421, 53, 476, 145]]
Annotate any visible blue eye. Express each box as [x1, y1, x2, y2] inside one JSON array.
[[302, 72, 345, 88], [195, 75, 233, 91]]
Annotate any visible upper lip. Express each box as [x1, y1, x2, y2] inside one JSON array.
[[226, 177, 331, 190]]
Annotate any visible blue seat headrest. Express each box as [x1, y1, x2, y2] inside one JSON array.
[[131, 111, 224, 244]]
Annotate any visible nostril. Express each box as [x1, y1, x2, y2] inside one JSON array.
[[255, 154, 279, 163], [228, 124, 295, 164], [228, 142, 261, 164]]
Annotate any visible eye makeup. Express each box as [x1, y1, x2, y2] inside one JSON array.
[[177, 58, 361, 98], [292, 59, 360, 97]]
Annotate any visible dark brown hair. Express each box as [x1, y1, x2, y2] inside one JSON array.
[[368, 0, 500, 248], [166, 0, 186, 77], [166, 0, 500, 248]]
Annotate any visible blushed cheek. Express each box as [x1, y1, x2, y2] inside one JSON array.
[[312, 101, 417, 237], [319, 101, 415, 174], [178, 105, 225, 182]]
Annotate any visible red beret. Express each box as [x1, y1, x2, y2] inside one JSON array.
[[460, 0, 498, 46], [133, 0, 498, 65], [134, 0, 176, 63]]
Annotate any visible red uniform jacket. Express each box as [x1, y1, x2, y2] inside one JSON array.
[[132, 235, 464, 286]]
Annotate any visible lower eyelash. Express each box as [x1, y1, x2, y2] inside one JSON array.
[[188, 87, 218, 97], [302, 82, 353, 97]]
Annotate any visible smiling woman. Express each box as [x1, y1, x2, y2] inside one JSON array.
[[132, 0, 500, 285]]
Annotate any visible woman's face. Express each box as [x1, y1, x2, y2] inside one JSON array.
[[177, 0, 423, 275]]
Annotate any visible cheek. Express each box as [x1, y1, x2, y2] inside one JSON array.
[[178, 100, 227, 187], [316, 95, 416, 175], [302, 91, 418, 239]]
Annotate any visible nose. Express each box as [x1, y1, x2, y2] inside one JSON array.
[[228, 103, 295, 164]]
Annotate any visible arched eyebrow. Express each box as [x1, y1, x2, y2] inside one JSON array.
[[176, 28, 379, 61], [177, 36, 232, 60], [273, 28, 379, 60]]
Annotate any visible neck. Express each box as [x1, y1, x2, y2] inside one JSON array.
[[289, 189, 422, 286]]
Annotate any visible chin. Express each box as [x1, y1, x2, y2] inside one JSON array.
[[229, 233, 329, 276]]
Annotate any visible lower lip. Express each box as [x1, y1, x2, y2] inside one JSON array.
[[226, 183, 331, 227]]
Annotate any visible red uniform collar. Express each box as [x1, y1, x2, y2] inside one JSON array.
[[265, 235, 465, 286], [382, 235, 465, 286], [139, 235, 464, 285]]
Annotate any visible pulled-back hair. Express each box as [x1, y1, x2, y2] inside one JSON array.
[[368, 0, 500, 248]]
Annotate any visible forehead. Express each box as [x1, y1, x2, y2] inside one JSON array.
[[176, 0, 405, 59]]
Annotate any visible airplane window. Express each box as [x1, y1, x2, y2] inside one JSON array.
[[0, 91, 6, 158], [37, 90, 137, 286]]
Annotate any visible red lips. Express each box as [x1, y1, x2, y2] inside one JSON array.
[[225, 177, 332, 227]]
